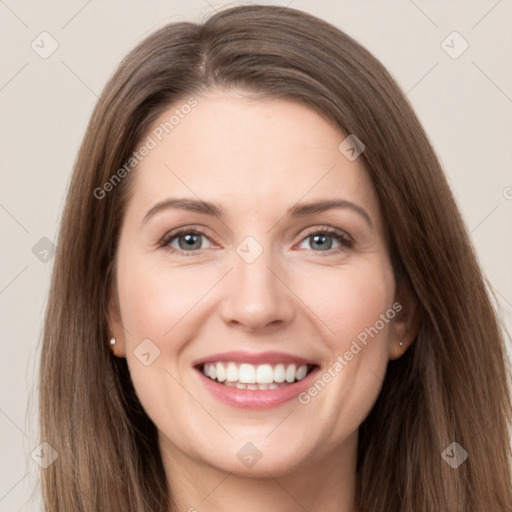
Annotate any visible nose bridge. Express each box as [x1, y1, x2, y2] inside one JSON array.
[[234, 233, 282, 300], [235, 236, 276, 289], [220, 233, 294, 329]]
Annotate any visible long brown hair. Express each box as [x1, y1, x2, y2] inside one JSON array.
[[39, 4, 512, 510]]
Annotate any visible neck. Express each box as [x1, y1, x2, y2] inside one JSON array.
[[159, 430, 358, 512]]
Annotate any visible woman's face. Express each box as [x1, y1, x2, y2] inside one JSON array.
[[110, 90, 411, 478]]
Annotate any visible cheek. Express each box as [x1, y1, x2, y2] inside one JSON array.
[[294, 259, 395, 420], [298, 258, 395, 349], [116, 258, 192, 419], [117, 255, 208, 341], [115, 255, 221, 409]]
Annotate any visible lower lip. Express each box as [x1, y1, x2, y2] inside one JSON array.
[[195, 366, 320, 409]]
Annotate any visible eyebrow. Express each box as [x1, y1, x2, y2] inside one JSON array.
[[142, 197, 373, 228]]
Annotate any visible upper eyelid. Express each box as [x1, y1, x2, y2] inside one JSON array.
[[160, 225, 353, 249], [159, 226, 214, 247]]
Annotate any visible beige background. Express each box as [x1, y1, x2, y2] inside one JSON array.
[[1, 0, 511, 509]]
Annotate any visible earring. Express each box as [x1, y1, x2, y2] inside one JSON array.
[[110, 337, 116, 346], [399, 341, 403, 347]]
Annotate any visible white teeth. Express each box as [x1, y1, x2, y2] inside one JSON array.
[[285, 364, 296, 383], [216, 362, 226, 382], [256, 364, 274, 383], [201, 362, 311, 386], [273, 363, 286, 382], [239, 363, 256, 384], [296, 364, 308, 380], [226, 362, 238, 382]]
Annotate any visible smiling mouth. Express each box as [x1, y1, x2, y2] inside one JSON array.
[[196, 362, 318, 390]]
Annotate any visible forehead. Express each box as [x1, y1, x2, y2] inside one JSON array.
[[125, 92, 381, 225]]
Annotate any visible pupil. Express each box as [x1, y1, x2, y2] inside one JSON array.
[[311, 234, 332, 251], [179, 234, 201, 250], [177, 233, 333, 251]]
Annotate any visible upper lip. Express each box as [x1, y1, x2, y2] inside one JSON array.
[[192, 351, 318, 367]]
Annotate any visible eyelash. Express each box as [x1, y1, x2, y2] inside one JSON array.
[[159, 225, 354, 257]]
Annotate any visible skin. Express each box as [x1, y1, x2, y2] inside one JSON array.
[[109, 90, 418, 512]]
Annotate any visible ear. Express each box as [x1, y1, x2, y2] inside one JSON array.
[[107, 287, 127, 358], [388, 279, 420, 360]]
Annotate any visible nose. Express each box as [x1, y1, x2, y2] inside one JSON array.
[[219, 244, 295, 332]]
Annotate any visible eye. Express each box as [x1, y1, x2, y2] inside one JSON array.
[[297, 227, 354, 253], [159, 226, 354, 257], [160, 227, 215, 256]]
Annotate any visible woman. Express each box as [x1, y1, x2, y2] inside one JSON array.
[[39, 4, 512, 511]]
